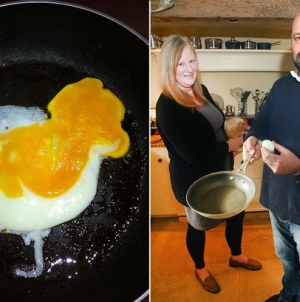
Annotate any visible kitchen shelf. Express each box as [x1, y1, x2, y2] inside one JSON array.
[[151, 49, 294, 72]]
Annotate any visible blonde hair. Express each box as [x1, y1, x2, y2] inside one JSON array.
[[157, 35, 208, 108]]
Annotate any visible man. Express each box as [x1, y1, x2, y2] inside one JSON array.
[[243, 12, 300, 302]]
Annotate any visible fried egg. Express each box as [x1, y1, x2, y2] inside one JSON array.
[[0, 77, 130, 277]]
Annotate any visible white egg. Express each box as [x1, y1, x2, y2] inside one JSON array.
[[262, 140, 275, 153]]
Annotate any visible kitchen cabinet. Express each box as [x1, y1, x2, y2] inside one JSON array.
[[151, 148, 178, 216]]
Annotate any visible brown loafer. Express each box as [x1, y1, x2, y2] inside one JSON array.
[[229, 257, 262, 270], [195, 269, 221, 294]]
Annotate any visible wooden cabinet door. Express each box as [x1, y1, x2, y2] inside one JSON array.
[[151, 148, 177, 216]]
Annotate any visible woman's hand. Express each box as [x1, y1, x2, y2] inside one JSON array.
[[227, 136, 243, 152]]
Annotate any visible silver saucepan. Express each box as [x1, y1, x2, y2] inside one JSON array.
[[205, 38, 223, 49], [186, 152, 255, 219], [241, 39, 257, 49]]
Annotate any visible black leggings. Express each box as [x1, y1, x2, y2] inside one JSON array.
[[186, 211, 245, 269]]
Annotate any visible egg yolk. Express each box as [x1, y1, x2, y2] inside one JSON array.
[[0, 77, 130, 198]]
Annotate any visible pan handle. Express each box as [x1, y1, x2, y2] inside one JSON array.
[[271, 41, 281, 46], [236, 151, 253, 174]]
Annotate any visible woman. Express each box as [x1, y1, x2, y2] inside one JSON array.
[[155, 35, 262, 294]]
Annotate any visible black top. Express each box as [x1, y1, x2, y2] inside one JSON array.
[[156, 84, 232, 206], [246, 73, 300, 225]]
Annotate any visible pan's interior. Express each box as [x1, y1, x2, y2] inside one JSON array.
[[0, 2, 148, 301], [187, 172, 256, 218], [198, 186, 247, 214]]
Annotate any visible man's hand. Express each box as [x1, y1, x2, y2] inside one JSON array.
[[243, 136, 262, 164], [261, 141, 300, 174]]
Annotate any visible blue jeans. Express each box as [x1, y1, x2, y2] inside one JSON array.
[[270, 211, 300, 302]]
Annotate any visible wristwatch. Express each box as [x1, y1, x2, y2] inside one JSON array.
[[294, 169, 300, 184]]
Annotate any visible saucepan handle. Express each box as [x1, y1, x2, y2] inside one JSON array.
[[236, 151, 253, 174]]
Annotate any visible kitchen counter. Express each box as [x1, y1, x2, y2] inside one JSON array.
[[151, 134, 164, 148], [151, 141, 165, 148]]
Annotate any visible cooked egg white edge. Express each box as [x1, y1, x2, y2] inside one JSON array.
[[0, 105, 48, 131], [0, 143, 118, 232]]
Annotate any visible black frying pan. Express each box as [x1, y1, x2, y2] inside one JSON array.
[[0, 1, 149, 301]]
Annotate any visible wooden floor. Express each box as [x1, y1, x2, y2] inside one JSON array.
[[151, 213, 283, 302]]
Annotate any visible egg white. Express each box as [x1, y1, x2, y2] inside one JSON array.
[[0, 79, 125, 278], [0, 105, 47, 131], [0, 105, 119, 232], [0, 144, 116, 232]]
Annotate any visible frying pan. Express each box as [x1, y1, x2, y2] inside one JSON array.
[[186, 153, 256, 219], [0, 1, 149, 301], [257, 41, 281, 49]]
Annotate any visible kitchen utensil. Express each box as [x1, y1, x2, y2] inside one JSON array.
[[230, 87, 250, 116], [0, 2, 148, 302], [205, 38, 223, 49], [186, 152, 255, 219], [230, 87, 244, 99], [240, 90, 251, 116], [225, 37, 241, 49], [225, 105, 235, 116], [151, 32, 163, 48], [188, 36, 202, 49], [210, 93, 224, 109], [252, 89, 267, 115], [257, 41, 281, 49], [241, 39, 256, 49], [230, 87, 244, 115]]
